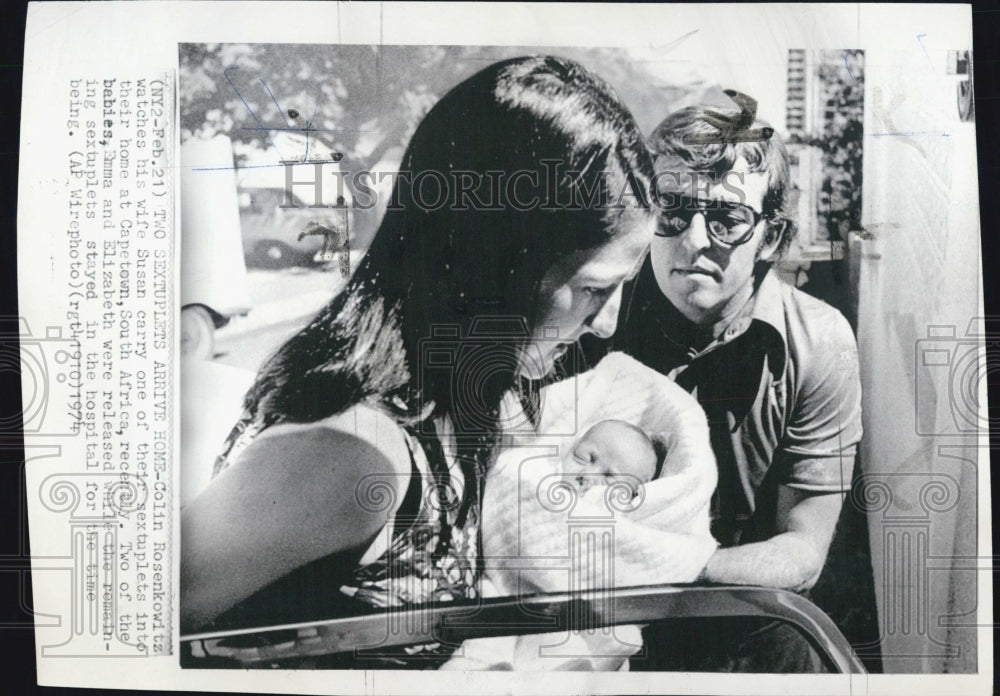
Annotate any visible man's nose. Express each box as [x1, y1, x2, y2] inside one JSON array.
[[586, 284, 624, 339], [681, 213, 713, 252]]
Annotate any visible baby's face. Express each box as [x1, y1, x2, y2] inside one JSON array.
[[563, 420, 657, 495]]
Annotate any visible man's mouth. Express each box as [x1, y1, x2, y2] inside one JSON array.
[[674, 266, 721, 281]]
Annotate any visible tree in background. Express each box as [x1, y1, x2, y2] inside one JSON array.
[[179, 44, 707, 244], [180, 45, 486, 241]]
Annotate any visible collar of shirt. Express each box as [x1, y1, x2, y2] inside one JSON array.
[[623, 257, 788, 379]]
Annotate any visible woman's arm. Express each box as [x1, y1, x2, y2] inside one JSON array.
[[180, 406, 411, 632]]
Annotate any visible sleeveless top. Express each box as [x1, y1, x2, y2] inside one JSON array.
[[211, 409, 482, 668]]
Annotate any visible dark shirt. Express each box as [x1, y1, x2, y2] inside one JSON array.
[[583, 257, 862, 547]]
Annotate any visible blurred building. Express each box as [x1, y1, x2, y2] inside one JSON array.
[[784, 49, 864, 261], [785, 49, 825, 255]]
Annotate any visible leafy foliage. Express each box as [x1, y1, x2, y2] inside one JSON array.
[[179, 44, 705, 244], [179, 44, 699, 171]]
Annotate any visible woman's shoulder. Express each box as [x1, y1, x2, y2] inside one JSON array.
[[181, 405, 415, 630], [263, 403, 410, 458], [232, 404, 415, 504]]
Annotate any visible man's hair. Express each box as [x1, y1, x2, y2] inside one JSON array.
[[649, 105, 796, 259]]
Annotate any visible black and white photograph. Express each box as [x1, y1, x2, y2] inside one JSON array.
[[177, 34, 975, 677], [13, 2, 991, 694]]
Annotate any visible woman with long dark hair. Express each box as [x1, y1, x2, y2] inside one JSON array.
[[181, 55, 656, 664]]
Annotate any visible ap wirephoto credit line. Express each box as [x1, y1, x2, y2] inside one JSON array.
[[15, 3, 991, 694]]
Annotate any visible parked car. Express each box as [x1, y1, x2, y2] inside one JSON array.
[[238, 187, 352, 269]]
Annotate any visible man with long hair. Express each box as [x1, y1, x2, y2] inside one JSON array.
[[586, 98, 863, 672]]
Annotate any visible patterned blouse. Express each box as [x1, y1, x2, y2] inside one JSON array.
[[211, 409, 482, 668]]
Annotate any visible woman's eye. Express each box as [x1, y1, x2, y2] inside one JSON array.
[[582, 286, 611, 298]]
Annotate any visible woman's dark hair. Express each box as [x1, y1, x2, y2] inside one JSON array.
[[229, 55, 653, 486]]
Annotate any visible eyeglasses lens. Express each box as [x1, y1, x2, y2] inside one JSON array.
[[656, 199, 758, 246]]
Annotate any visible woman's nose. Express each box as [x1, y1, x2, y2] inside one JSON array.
[[585, 284, 624, 339]]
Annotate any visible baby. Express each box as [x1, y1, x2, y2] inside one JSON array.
[[441, 419, 664, 671], [561, 419, 665, 499]]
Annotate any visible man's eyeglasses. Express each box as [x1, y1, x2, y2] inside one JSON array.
[[655, 195, 764, 247]]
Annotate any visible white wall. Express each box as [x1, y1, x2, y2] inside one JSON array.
[[854, 32, 982, 673]]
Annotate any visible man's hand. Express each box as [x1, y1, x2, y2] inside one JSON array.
[[700, 486, 845, 591]]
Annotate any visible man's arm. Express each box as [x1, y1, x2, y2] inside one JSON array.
[[700, 485, 844, 591], [700, 299, 862, 591]]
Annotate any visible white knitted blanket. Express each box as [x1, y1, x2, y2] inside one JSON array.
[[483, 351, 719, 597], [442, 353, 719, 671]]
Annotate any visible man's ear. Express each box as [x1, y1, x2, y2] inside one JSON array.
[[756, 219, 787, 263]]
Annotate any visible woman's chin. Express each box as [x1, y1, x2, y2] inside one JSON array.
[[518, 343, 572, 380], [516, 350, 554, 380], [516, 361, 551, 381]]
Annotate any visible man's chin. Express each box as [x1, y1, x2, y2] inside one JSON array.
[[666, 289, 719, 325]]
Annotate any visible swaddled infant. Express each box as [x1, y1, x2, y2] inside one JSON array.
[[561, 419, 664, 499], [441, 419, 664, 671]]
